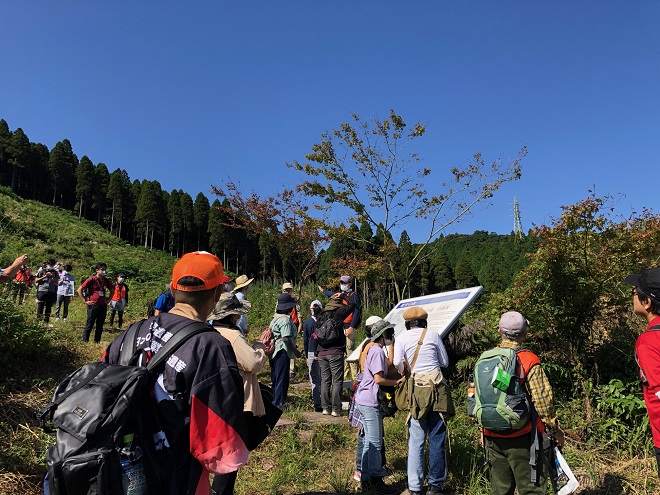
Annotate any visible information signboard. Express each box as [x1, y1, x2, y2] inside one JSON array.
[[347, 286, 483, 363]]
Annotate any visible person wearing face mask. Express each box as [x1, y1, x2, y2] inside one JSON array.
[[231, 274, 254, 335], [77, 262, 114, 343], [108, 272, 130, 329], [318, 275, 362, 381], [354, 319, 404, 494], [55, 264, 75, 322], [35, 258, 59, 324]]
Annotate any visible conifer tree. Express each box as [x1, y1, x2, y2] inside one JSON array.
[[179, 191, 194, 253], [168, 190, 182, 256], [208, 199, 227, 261], [28, 142, 49, 201], [129, 179, 142, 245], [48, 139, 77, 207], [93, 163, 109, 225], [107, 168, 131, 237], [0, 120, 11, 185], [75, 155, 95, 218], [193, 192, 210, 251], [432, 250, 455, 291], [7, 127, 30, 191], [455, 257, 478, 288]]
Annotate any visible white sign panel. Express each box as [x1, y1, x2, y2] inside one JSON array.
[[347, 286, 483, 363]]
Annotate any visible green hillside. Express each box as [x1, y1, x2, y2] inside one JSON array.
[[0, 186, 177, 307]]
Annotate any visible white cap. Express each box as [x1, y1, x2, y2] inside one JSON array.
[[310, 299, 323, 310], [365, 316, 382, 327]]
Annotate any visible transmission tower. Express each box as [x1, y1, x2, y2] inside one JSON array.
[[513, 197, 523, 238]]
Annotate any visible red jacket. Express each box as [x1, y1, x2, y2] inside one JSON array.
[[636, 315, 660, 447]]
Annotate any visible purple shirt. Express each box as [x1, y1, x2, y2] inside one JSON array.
[[355, 345, 386, 407]]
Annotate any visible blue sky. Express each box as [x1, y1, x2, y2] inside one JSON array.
[[2, 2, 659, 242]]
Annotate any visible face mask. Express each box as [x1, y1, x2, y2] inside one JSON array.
[[340, 283, 350, 292], [384, 338, 393, 346], [118, 277, 125, 283]]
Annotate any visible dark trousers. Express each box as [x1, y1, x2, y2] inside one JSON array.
[[82, 304, 108, 343], [12, 282, 29, 305], [55, 295, 71, 319], [270, 350, 290, 408], [36, 291, 57, 323], [486, 433, 547, 495], [109, 308, 124, 328], [319, 353, 344, 413], [212, 470, 238, 495]]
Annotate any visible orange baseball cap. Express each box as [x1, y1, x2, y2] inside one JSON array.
[[171, 251, 224, 292]]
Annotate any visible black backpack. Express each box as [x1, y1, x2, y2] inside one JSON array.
[[146, 297, 158, 317], [314, 317, 343, 347], [38, 319, 213, 495]]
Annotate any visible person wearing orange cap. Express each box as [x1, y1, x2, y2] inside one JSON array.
[[393, 306, 452, 495], [102, 251, 249, 495]]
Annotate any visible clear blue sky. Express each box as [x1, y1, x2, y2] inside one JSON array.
[[2, 2, 659, 241]]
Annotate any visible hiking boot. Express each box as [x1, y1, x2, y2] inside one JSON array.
[[361, 477, 398, 495]]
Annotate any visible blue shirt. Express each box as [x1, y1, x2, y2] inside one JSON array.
[[155, 290, 175, 313], [303, 316, 317, 354]]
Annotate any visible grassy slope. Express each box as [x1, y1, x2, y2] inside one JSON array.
[[0, 190, 657, 494]]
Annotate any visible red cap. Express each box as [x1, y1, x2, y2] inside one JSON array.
[[171, 251, 224, 292]]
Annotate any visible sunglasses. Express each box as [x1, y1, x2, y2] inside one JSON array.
[[631, 288, 638, 296]]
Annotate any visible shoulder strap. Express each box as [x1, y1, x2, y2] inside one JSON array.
[[118, 320, 146, 365], [118, 318, 213, 370], [649, 325, 660, 332], [515, 348, 541, 382], [359, 342, 377, 373], [146, 320, 213, 371], [409, 327, 429, 371]]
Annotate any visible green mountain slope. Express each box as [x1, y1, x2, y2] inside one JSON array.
[[0, 186, 176, 305]]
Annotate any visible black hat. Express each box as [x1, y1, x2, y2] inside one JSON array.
[[276, 293, 297, 311], [626, 267, 660, 302]]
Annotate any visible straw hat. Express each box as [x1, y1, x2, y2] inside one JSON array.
[[233, 274, 254, 291]]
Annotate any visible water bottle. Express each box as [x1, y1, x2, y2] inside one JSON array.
[[467, 381, 476, 417], [120, 434, 148, 495]]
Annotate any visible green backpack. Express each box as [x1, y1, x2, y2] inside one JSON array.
[[473, 347, 531, 433]]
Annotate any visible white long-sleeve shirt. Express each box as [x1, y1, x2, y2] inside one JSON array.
[[393, 326, 449, 374]]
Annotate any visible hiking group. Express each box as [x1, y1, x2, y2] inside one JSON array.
[[2, 251, 657, 494]]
